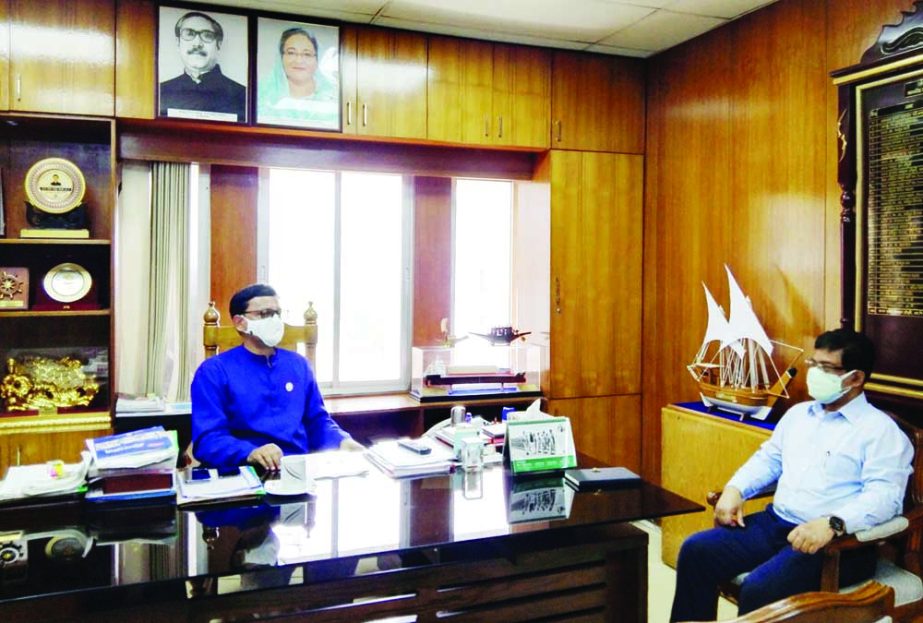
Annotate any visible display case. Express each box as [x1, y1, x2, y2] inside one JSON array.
[[411, 342, 544, 403]]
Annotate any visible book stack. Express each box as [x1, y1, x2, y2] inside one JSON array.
[[84, 426, 179, 505], [115, 393, 166, 414], [365, 438, 456, 478]]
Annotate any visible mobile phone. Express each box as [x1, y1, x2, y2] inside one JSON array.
[[216, 466, 241, 478], [398, 438, 432, 455], [185, 467, 210, 483]]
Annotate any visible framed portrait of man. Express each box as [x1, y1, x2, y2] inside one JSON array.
[[157, 5, 249, 123], [256, 17, 340, 131]]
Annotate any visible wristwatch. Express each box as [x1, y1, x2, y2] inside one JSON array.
[[828, 515, 846, 537]]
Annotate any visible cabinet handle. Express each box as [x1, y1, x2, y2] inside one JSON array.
[[555, 278, 562, 314], [555, 119, 562, 143], [346, 100, 352, 126], [15, 444, 21, 466], [15, 74, 21, 101], [498, 116, 503, 138], [484, 117, 490, 137], [362, 103, 368, 127]]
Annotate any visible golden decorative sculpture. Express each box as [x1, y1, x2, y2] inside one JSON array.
[[0, 356, 99, 412]]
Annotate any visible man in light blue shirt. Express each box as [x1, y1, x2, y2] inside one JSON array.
[[670, 328, 913, 622]]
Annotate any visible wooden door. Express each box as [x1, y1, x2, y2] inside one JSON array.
[[339, 27, 359, 135], [551, 51, 644, 153], [546, 395, 641, 471], [10, 0, 114, 116], [356, 28, 427, 139], [493, 44, 550, 149], [427, 36, 493, 145], [549, 150, 643, 398]]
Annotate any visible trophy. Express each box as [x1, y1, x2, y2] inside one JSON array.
[[19, 157, 90, 239]]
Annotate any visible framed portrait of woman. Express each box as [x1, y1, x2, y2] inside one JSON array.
[[256, 18, 340, 131], [157, 5, 249, 123]]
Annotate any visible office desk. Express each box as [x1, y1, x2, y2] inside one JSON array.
[[0, 463, 700, 622]]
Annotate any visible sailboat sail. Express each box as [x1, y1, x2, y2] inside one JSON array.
[[697, 283, 744, 361], [724, 265, 774, 357]]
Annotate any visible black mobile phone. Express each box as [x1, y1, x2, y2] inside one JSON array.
[[398, 438, 432, 455], [216, 466, 241, 478], [185, 467, 210, 483]]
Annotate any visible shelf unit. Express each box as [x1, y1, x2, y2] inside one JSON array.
[[0, 113, 114, 457]]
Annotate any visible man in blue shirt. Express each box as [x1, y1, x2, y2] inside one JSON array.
[[191, 284, 362, 469], [670, 328, 913, 622]]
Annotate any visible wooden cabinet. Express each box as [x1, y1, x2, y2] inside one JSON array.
[[546, 395, 641, 471], [340, 26, 427, 139], [0, 115, 115, 463], [1, 0, 115, 116], [551, 51, 644, 153], [428, 36, 550, 148], [545, 150, 643, 399], [0, 421, 111, 472], [660, 404, 772, 567]]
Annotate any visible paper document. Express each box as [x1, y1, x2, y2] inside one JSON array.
[[0, 452, 90, 501], [176, 466, 264, 505], [303, 450, 369, 479]]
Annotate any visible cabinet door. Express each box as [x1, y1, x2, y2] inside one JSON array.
[[356, 28, 427, 139], [546, 395, 640, 471], [551, 51, 644, 153], [549, 151, 643, 398], [340, 27, 359, 135], [427, 36, 493, 145], [0, 426, 111, 473], [493, 44, 550, 149], [10, 0, 115, 116]]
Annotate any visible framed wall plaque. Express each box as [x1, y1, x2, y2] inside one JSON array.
[[833, 1, 923, 404]]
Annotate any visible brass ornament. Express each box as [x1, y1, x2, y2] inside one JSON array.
[[0, 270, 24, 300], [1, 356, 99, 412]]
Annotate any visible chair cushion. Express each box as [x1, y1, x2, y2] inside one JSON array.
[[842, 559, 923, 607], [855, 516, 909, 542]]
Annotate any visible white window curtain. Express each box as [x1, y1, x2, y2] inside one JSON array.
[[116, 161, 202, 401]]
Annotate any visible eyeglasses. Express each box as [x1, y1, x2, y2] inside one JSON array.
[[283, 49, 317, 60], [805, 358, 845, 374], [179, 28, 218, 43], [243, 309, 282, 320]]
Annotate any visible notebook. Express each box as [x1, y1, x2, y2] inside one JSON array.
[[564, 467, 641, 490]]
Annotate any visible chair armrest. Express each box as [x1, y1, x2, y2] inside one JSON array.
[[706, 485, 776, 507], [855, 516, 909, 542]]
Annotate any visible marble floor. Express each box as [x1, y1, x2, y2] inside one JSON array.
[[635, 520, 737, 623]]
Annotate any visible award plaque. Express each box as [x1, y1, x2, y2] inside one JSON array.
[[0, 267, 28, 309], [20, 158, 90, 239], [42, 263, 91, 304]]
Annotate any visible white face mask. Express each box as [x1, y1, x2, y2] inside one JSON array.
[[806, 366, 853, 405], [246, 316, 284, 348]]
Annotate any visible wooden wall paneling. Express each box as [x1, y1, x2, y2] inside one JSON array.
[[412, 176, 452, 346], [549, 151, 642, 399], [0, 426, 111, 472], [494, 44, 551, 149], [115, 0, 154, 119], [823, 0, 916, 329], [0, 0, 9, 111], [340, 27, 358, 135], [210, 165, 258, 313], [356, 28, 428, 139], [642, 29, 734, 482], [546, 395, 642, 472], [10, 0, 114, 116], [641, 0, 831, 483], [118, 120, 538, 180]]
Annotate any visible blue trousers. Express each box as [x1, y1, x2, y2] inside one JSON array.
[[669, 506, 877, 622]]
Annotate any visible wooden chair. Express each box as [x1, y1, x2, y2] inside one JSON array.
[[689, 581, 894, 623], [705, 411, 923, 622], [203, 300, 318, 367]]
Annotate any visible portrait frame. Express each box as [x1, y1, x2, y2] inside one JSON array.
[[256, 17, 341, 131], [157, 5, 250, 124]]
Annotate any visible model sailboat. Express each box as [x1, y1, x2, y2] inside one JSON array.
[[687, 266, 802, 420]]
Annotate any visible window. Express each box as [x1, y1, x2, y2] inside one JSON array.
[[452, 179, 513, 338], [262, 168, 411, 393]]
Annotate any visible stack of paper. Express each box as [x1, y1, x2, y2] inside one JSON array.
[[0, 453, 91, 503], [85, 427, 179, 504], [365, 438, 456, 478], [176, 466, 264, 506], [115, 393, 166, 413]]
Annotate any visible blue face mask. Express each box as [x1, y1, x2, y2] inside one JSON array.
[[806, 366, 854, 405]]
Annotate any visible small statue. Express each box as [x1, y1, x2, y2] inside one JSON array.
[[1, 355, 99, 412]]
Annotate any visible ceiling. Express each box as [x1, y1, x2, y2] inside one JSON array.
[[192, 0, 778, 58]]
